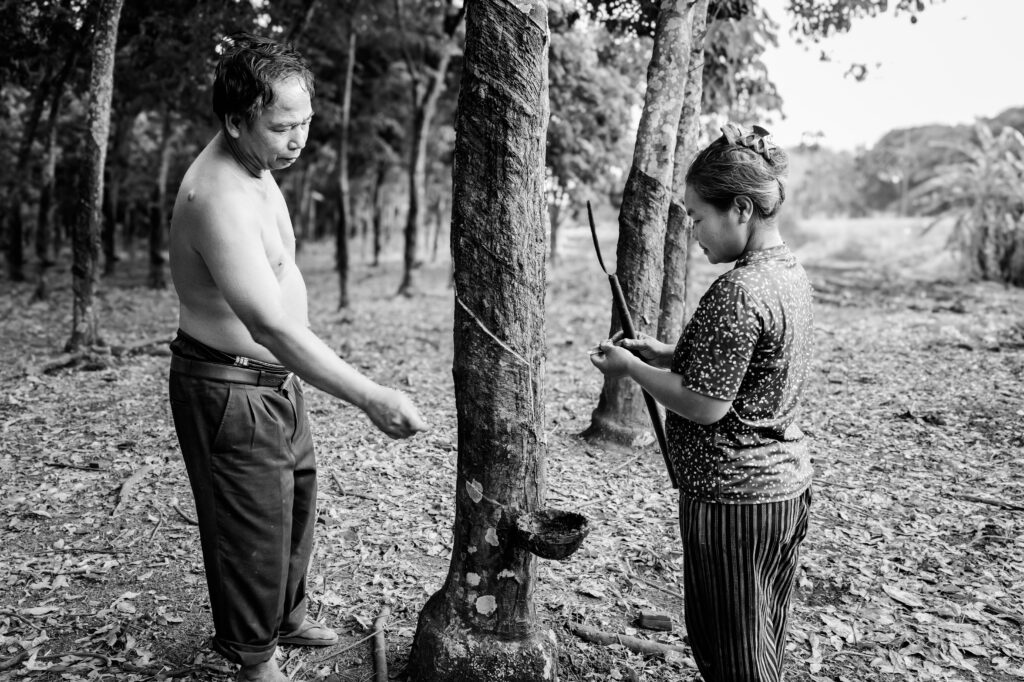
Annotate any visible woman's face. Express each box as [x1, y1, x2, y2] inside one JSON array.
[[684, 186, 749, 265]]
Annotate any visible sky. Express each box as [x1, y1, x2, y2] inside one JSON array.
[[757, 0, 1023, 151]]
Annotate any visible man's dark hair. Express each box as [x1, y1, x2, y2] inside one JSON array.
[[212, 32, 315, 126]]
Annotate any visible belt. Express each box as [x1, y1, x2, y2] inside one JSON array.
[[171, 354, 294, 388]]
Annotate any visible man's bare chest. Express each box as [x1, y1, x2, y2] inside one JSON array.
[[259, 217, 294, 277]]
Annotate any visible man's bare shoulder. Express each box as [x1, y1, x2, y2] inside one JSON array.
[[173, 155, 261, 244]]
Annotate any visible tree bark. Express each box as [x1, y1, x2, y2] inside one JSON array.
[[410, 1, 555, 680], [396, 1, 465, 297], [657, 0, 709, 343], [336, 29, 356, 309], [583, 0, 698, 449], [68, 0, 125, 351]]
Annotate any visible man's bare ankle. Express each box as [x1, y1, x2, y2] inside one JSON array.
[[236, 658, 288, 682]]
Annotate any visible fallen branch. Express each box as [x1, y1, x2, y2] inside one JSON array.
[[568, 622, 688, 658], [952, 493, 1024, 512], [44, 461, 105, 472], [35, 651, 112, 665], [111, 465, 153, 516], [35, 351, 88, 375], [317, 630, 380, 664], [372, 607, 391, 682], [172, 500, 198, 526], [110, 336, 172, 358], [630, 574, 684, 600]]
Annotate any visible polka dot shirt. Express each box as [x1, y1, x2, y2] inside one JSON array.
[[665, 244, 814, 503]]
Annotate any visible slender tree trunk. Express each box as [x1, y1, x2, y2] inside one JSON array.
[[68, 0, 124, 351], [398, 104, 428, 295], [102, 183, 117, 276], [337, 29, 356, 309], [102, 107, 137, 277], [372, 164, 385, 267], [5, 90, 48, 282], [397, 4, 465, 296], [295, 166, 311, 247], [548, 202, 561, 266], [33, 97, 61, 302], [583, 0, 698, 449], [4, 60, 55, 282], [411, 1, 555, 679], [657, 0, 709, 343], [148, 109, 173, 289], [430, 193, 446, 262]]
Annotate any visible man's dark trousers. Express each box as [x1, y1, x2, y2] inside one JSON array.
[[169, 356, 317, 666]]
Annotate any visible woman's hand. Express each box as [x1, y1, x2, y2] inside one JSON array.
[[588, 339, 637, 378], [611, 331, 674, 368]]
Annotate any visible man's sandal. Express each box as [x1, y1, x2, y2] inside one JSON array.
[[278, 618, 338, 647]]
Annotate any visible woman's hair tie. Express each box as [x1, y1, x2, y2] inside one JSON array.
[[721, 123, 779, 165]]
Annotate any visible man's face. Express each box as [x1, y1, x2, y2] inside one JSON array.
[[235, 76, 314, 172]]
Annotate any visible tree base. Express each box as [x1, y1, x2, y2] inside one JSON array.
[[410, 594, 558, 682], [580, 410, 650, 454]]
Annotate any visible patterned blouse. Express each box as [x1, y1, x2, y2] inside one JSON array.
[[665, 244, 814, 503]]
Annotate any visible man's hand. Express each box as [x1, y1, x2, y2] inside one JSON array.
[[363, 386, 428, 439], [611, 331, 674, 368], [588, 339, 637, 379]]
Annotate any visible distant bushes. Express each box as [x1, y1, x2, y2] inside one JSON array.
[[911, 123, 1024, 287]]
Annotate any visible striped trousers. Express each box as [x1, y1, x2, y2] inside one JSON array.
[[680, 488, 811, 682]]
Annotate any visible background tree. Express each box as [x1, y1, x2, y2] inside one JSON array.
[[911, 122, 1024, 287], [1, 0, 89, 283], [411, 0, 557, 679], [856, 124, 967, 215], [394, 0, 465, 297], [582, 0, 700, 450], [657, 0, 709, 343], [68, 0, 124, 351]]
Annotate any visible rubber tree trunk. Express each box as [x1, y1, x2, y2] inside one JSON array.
[[4, 61, 53, 282], [657, 0, 709, 343], [102, 106, 138, 277], [148, 109, 174, 289], [68, 0, 124, 351], [33, 95, 61, 302], [336, 29, 356, 309], [583, 0, 698, 449], [372, 164, 385, 267], [410, 1, 554, 680], [396, 3, 464, 296]]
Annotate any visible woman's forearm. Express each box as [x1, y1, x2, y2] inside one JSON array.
[[626, 361, 732, 425]]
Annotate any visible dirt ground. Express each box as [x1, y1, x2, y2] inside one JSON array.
[[1, 214, 1022, 681]]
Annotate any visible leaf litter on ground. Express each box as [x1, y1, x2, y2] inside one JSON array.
[[1, 217, 1023, 681]]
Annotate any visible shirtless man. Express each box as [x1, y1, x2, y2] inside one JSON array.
[[167, 34, 426, 682]]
